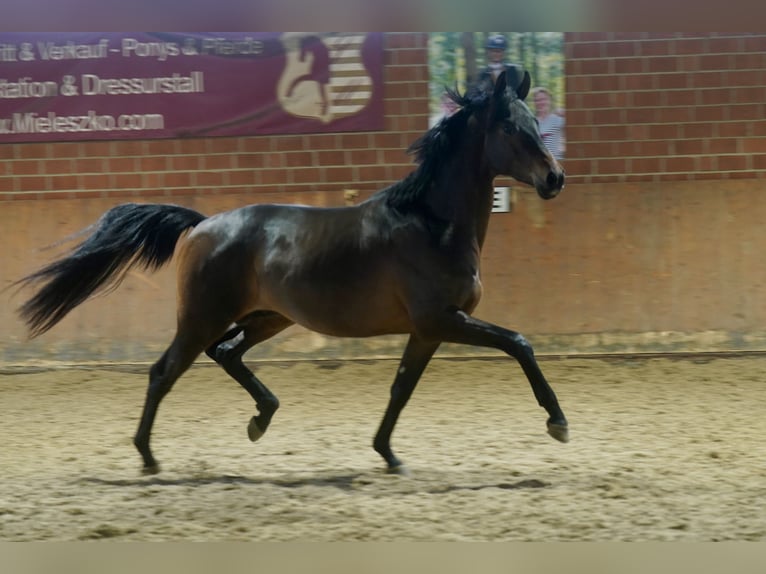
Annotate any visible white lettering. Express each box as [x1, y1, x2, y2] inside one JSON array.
[[0, 77, 58, 99], [1, 111, 165, 134], [200, 36, 264, 56], [81, 72, 204, 96], [37, 39, 109, 60], [121, 38, 180, 61]]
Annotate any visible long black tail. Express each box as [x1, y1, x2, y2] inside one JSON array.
[[15, 202, 207, 338]]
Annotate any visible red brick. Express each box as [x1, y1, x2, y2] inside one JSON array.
[[707, 37, 744, 53], [591, 75, 621, 92], [708, 139, 740, 154], [632, 91, 664, 107], [142, 173, 163, 190], [385, 66, 422, 83], [137, 157, 168, 172], [726, 69, 766, 86], [228, 171, 257, 186], [144, 140, 177, 155], [291, 168, 322, 184], [0, 177, 16, 193], [11, 160, 40, 175], [358, 165, 388, 181], [637, 140, 674, 156], [692, 106, 725, 122], [207, 138, 242, 154], [699, 54, 733, 70], [664, 157, 696, 172], [49, 174, 78, 190], [48, 142, 81, 158], [626, 158, 658, 174], [741, 35, 766, 52], [323, 166, 354, 183], [284, 152, 314, 168], [675, 39, 709, 55], [752, 154, 766, 169], [170, 156, 202, 171], [162, 173, 192, 188], [194, 172, 226, 187], [107, 157, 137, 172], [392, 49, 426, 66], [175, 139, 208, 154], [718, 121, 750, 138], [598, 158, 627, 174], [202, 155, 233, 170], [640, 40, 674, 56], [339, 134, 371, 149], [576, 58, 616, 76], [316, 150, 345, 165], [718, 155, 749, 171], [676, 140, 707, 155], [384, 33, 426, 50], [74, 158, 105, 173], [655, 74, 691, 90], [112, 174, 143, 189], [647, 57, 679, 73], [18, 176, 48, 192], [110, 141, 145, 157], [242, 138, 273, 153], [742, 138, 766, 153], [728, 104, 762, 121], [80, 174, 110, 190], [605, 42, 637, 58], [699, 89, 734, 106], [681, 124, 715, 139], [259, 169, 286, 186], [18, 143, 51, 159], [570, 42, 604, 59]]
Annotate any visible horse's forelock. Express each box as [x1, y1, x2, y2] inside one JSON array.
[[407, 86, 491, 164]]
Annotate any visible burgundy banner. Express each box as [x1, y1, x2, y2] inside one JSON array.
[[0, 32, 384, 142]]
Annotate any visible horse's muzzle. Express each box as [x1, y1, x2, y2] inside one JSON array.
[[537, 169, 565, 200]]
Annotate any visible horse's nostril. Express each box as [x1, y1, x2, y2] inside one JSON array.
[[546, 171, 558, 188]]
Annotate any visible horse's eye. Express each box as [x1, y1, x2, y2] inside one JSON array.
[[503, 122, 518, 135]]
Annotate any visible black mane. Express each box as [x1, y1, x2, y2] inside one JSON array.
[[380, 84, 496, 209]]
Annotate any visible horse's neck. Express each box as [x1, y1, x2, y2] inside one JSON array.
[[424, 142, 495, 249]]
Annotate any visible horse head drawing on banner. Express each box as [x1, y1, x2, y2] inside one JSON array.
[[277, 32, 373, 124]]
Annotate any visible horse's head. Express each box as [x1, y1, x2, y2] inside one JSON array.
[[484, 70, 565, 200]]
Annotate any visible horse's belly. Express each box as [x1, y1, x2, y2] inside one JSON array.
[[263, 281, 412, 337]]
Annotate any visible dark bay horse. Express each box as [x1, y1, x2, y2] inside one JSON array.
[[16, 70, 567, 475]]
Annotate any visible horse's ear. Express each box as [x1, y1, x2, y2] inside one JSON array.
[[493, 70, 507, 100], [516, 70, 531, 101]]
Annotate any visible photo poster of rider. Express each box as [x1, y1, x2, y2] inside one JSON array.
[[0, 32, 385, 142]]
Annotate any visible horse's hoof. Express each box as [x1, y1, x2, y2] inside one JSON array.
[[247, 416, 265, 442], [387, 464, 411, 477], [141, 464, 160, 475], [547, 422, 569, 443]]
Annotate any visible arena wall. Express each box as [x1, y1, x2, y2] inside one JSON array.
[[2, 32, 765, 364]]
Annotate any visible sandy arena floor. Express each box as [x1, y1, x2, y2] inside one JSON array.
[[1, 355, 765, 541]]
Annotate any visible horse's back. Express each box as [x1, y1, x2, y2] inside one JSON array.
[[177, 200, 413, 336]]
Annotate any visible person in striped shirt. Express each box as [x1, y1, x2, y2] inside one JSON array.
[[532, 86, 566, 161]]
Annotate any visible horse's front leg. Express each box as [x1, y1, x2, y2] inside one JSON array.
[[373, 334, 441, 474], [416, 308, 569, 443]]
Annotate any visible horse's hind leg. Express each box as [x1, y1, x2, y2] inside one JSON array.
[[373, 334, 440, 474], [205, 311, 294, 442], [134, 332, 209, 474]]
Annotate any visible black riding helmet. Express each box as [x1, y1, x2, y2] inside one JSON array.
[[486, 34, 508, 50]]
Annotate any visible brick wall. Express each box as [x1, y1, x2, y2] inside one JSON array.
[[0, 33, 429, 202], [564, 32, 766, 184], [0, 32, 431, 363], [5, 32, 766, 364]]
